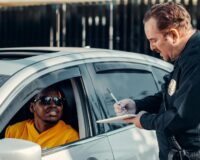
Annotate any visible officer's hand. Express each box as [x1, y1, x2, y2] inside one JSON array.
[[123, 111, 147, 128], [113, 98, 136, 116]]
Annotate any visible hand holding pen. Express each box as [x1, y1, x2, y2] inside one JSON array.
[[107, 88, 137, 116], [107, 88, 128, 115]]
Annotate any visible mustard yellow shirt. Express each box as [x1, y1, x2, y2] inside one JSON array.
[[5, 119, 79, 149]]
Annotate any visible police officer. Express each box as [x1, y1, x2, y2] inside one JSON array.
[[114, 2, 200, 160]]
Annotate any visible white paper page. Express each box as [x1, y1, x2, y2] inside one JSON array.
[[96, 114, 136, 123]]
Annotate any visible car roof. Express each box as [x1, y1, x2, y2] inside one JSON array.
[[0, 47, 173, 76]]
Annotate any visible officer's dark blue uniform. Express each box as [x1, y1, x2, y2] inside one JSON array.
[[135, 31, 200, 160]]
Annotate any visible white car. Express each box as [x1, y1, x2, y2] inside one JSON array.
[[0, 47, 173, 160]]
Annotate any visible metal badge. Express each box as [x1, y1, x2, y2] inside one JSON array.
[[168, 79, 176, 96]]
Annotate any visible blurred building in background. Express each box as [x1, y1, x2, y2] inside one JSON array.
[[0, 0, 200, 58]]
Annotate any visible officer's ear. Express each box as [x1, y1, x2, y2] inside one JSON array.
[[30, 102, 35, 113], [166, 28, 180, 45]]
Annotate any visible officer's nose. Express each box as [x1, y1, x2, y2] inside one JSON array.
[[150, 42, 156, 51]]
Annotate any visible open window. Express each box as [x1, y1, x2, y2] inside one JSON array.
[[0, 66, 88, 145]]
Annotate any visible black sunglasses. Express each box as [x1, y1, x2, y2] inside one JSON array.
[[34, 96, 64, 106]]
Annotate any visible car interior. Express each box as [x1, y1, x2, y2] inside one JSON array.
[[0, 79, 79, 145]]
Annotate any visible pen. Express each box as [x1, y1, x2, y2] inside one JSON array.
[[107, 88, 120, 104], [107, 88, 127, 114]]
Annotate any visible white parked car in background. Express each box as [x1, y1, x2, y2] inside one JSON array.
[[0, 47, 173, 160]]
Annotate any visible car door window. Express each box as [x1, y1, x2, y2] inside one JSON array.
[[87, 62, 159, 131], [0, 67, 82, 138]]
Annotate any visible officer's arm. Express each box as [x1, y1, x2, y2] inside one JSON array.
[[135, 92, 163, 114], [139, 60, 200, 135]]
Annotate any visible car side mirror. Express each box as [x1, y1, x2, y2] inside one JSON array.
[[0, 138, 41, 160]]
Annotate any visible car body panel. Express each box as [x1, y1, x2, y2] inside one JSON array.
[[106, 126, 158, 160], [42, 135, 114, 160]]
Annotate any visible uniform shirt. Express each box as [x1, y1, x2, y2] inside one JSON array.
[[135, 30, 200, 159], [5, 119, 79, 149]]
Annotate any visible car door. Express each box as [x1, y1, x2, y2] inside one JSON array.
[[0, 65, 114, 160], [42, 65, 114, 160], [86, 61, 162, 160]]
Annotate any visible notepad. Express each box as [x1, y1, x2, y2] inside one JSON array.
[[96, 114, 136, 123]]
